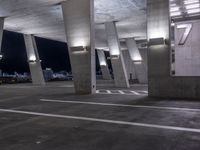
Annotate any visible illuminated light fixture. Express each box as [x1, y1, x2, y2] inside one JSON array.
[[170, 11, 181, 16], [100, 61, 107, 66], [133, 60, 142, 65], [149, 38, 165, 46], [0, 53, 3, 60], [71, 46, 88, 54], [184, 0, 199, 5], [187, 8, 200, 14], [28, 55, 37, 63], [111, 55, 120, 60], [170, 4, 177, 7], [185, 3, 200, 9], [170, 6, 180, 12]]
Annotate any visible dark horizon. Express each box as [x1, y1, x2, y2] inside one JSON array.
[[0, 30, 109, 74], [0, 30, 71, 74]]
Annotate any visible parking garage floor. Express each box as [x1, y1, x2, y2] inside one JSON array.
[[0, 82, 200, 150]]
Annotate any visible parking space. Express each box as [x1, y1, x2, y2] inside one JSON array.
[[0, 82, 200, 150]]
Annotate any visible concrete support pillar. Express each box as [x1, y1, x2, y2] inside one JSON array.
[[0, 18, 4, 54], [126, 38, 148, 84], [62, 0, 96, 94], [122, 50, 137, 81], [24, 34, 45, 86], [97, 50, 112, 80], [105, 22, 129, 88]]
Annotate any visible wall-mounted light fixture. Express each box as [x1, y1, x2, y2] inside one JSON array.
[[133, 60, 142, 65], [149, 37, 165, 46], [110, 55, 120, 60], [0, 53, 3, 60], [71, 46, 88, 54], [28, 55, 37, 64], [100, 62, 107, 66]]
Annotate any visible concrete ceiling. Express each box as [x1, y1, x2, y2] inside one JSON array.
[[0, 0, 146, 49]]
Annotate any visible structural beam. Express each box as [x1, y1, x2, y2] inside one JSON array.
[[105, 22, 129, 88], [24, 34, 45, 86], [0, 18, 4, 54], [147, 0, 200, 99], [62, 0, 96, 94], [126, 38, 147, 84], [97, 50, 112, 80]]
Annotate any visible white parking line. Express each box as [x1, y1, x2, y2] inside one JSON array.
[[96, 89, 147, 96], [40, 99, 200, 112], [142, 91, 148, 94], [0, 108, 200, 133], [130, 91, 141, 95], [106, 90, 112, 94], [118, 90, 125, 94], [96, 90, 100, 94]]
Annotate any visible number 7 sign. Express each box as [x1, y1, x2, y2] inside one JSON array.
[[177, 23, 192, 45]]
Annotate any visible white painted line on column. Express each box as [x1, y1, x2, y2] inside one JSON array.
[[106, 90, 112, 94], [142, 91, 148, 94], [40, 99, 200, 112], [118, 90, 125, 94], [0, 108, 200, 133], [130, 91, 141, 95]]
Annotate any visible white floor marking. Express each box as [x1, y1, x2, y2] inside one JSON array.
[[130, 91, 141, 95], [106, 90, 112, 94], [96, 92, 143, 96], [96, 90, 100, 94], [118, 90, 125, 94], [96, 89, 147, 96], [40, 99, 200, 112], [142, 91, 148, 94], [0, 108, 200, 133]]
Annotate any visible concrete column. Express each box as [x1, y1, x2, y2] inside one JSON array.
[[105, 22, 129, 88], [97, 50, 112, 80], [62, 0, 96, 94], [24, 34, 45, 86], [126, 38, 147, 84], [0, 18, 4, 54], [122, 50, 137, 81], [147, 0, 200, 99]]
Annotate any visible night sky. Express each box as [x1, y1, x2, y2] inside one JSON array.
[[0, 30, 107, 74]]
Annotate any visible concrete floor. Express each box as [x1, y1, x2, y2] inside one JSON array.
[[0, 81, 200, 150]]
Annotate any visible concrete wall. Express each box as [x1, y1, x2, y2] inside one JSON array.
[[147, 0, 200, 99], [174, 20, 200, 76]]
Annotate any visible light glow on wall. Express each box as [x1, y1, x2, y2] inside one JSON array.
[[97, 50, 107, 66]]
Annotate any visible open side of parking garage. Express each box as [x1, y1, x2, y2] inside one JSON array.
[[1, 0, 200, 149]]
